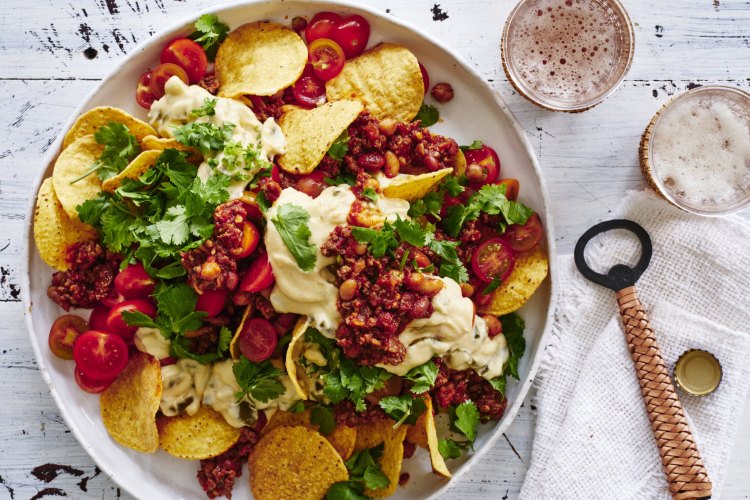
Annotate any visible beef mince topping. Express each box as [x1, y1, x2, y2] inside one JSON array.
[[47, 241, 120, 311], [430, 359, 507, 420], [197, 428, 259, 499]]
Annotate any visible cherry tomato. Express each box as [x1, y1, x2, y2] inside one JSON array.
[[239, 252, 275, 293], [149, 63, 189, 99], [296, 171, 327, 198], [106, 299, 157, 342], [114, 262, 155, 299], [308, 38, 346, 81], [196, 289, 228, 318], [240, 196, 264, 222], [233, 221, 260, 259], [472, 238, 515, 283], [74, 366, 116, 394], [505, 213, 543, 253], [88, 305, 111, 332], [238, 318, 278, 362], [49, 315, 88, 360], [496, 178, 520, 201], [273, 313, 298, 337], [332, 15, 370, 58], [292, 64, 327, 108], [135, 71, 157, 109], [419, 63, 430, 95], [101, 288, 127, 308], [305, 12, 342, 44], [271, 163, 282, 183], [160, 38, 208, 84], [440, 194, 463, 218], [73, 331, 129, 381], [464, 145, 500, 186]]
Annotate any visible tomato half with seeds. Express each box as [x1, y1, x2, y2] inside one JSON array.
[[114, 262, 155, 299], [308, 38, 346, 81], [238, 318, 278, 362], [135, 71, 157, 109], [305, 11, 341, 44], [233, 221, 260, 259], [464, 145, 500, 186], [496, 178, 520, 201], [74, 366, 116, 394], [88, 304, 111, 332], [505, 213, 543, 253], [196, 289, 228, 318], [49, 315, 88, 360], [472, 238, 515, 283], [149, 63, 189, 99], [292, 65, 326, 108], [106, 299, 157, 342], [239, 252, 275, 293], [73, 331, 129, 381], [332, 14, 370, 58], [160, 38, 208, 84]]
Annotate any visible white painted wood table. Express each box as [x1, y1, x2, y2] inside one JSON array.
[[1, 0, 748, 498]]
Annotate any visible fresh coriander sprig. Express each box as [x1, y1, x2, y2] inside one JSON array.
[[271, 204, 317, 272], [378, 394, 427, 429], [189, 14, 230, 61], [70, 122, 141, 183], [232, 358, 286, 403]]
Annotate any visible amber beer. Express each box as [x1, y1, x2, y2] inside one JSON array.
[[502, 0, 634, 111]]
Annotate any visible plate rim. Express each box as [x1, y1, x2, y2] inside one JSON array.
[[21, 0, 559, 498]]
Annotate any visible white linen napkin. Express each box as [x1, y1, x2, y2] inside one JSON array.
[[520, 190, 750, 500]]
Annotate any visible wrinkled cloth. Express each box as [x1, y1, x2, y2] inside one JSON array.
[[521, 190, 750, 500]]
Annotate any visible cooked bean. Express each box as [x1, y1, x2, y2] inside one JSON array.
[[384, 151, 400, 178], [339, 279, 357, 301]]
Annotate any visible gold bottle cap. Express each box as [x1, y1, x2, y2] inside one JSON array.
[[674, 349, 723, 396]]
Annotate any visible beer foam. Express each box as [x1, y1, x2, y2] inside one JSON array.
[[652, 96, 750, 208], [506, 0, 629, 102]]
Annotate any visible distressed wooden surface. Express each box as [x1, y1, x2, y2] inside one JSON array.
[[1, 0, 749, 498]]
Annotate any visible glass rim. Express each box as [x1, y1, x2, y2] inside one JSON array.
[[500, 0, 636, 112]]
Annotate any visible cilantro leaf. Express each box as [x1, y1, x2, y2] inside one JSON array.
[[482, 277, 502, 295], [408, 191, 443, 219], [454, 401, 480, 443], [442, 203, 481, 238], [288, 401, 306, 414], [93, 122, 141, 181], [473, 184, 533, 225], [345, 445, 390, 490], [327, 131, 349, 161], [217, 326, 232, 354], [404, 360, 438, 394], [272, 204, 317, 272], [174, 122, 234, 155], [441, 176, 465, 197], [325, 172, 357, 187], [326, 481, 368, 500], [459, 140, 484, 152], [438, 261, 469, 283], [233, 358, 286, 403], [393, 216, 429, 247], [501, 313, 526, 380], [310, 405, 336, 436], [438, 438, 470, 459], [379, 394, 427, 429], [351, 224, 399, 258], [189, 14, 230, 61], [414, 103, 439, 127], [488, 375, 506, 395], [191, 98, 217, 117], [362, 187, 378, 203]]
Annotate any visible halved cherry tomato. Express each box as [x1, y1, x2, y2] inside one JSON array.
[[196, 289, 228, 318], [73, 331, 129, 381], [472, 238, 515, 283], [238, 317, 278, 362], [74, 366, 116, 394], [136, 71, 157, 109], [332, 14, 370, 58], [49, 315, 88, 360], [497, 178, 520, 201], [505, 213, 543, 253], [149, 63, 189, 99], [419, 63, 430, 95], [240, 196, 264, 222], [305, 12, 342, 44], [101, 288, 127, 308], [114, 262, 155, 299], [160, 38, 208, 84], [292, 64, 327, 108], [464, 145, 500, 186], [106, 299, 157, 342], [88, 304, 111, 332], [296, 170, 327, 198], [233, 221, 260, 259], [308, 38, 346, 81], [239, 252, 275, 293]]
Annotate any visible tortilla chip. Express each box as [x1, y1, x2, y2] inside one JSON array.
[[265, 408, 357, 461], [229, 304, 253, 360], [326, 43, 423, 123], [365, 424, 408, 498], [382, 168, 453, 202], [101, 149, 161, 192], [354, 419, 395, 452], [52, 135, 104, 221], [453, 149, 467, 177], [141, 135, 202, 163], [157, 406, 241, 460], [216, 22, 308, 98], [278, 100, 363, 174], [285, 317, 311, 399], [479, 245, 549, 316], [33, 178, 97, 270], [422, 397, 451, 478], [63, 106, 156, 149], [249, 426, 348, 500], [100, 352, 162, 453]]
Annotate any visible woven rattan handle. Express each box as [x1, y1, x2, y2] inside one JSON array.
[[616, 286, 712, 499]]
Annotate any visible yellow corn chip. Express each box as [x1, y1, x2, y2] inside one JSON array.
[[354, 419, 395, 452], [52, 135, 104, 221], [285, 316, 311, 400], [101, 149, 161, 192], [479, 245, 549, 316], [326, 43, 424, 123], [365, 424, 408, 498], [33, 178, 97, 271], [229, 304, 253, 360], [249, 426, 348, 500], [453, 149, 466, 177], [216, 22, 308, 98], [422, 397, 451, 478], [141, 135, 202, 163], [264, 408, 357, 461], [381, 168, 453, 202], [100, 353, 162, 453], [278, 100, 363, 174], [157, 406, 241, 460], [63, 106, 156, 149]]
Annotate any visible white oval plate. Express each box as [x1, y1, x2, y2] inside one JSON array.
[[23, 1, 557, 498]]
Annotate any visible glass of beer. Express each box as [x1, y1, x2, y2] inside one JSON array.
[[501, 0, 635, 112]]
